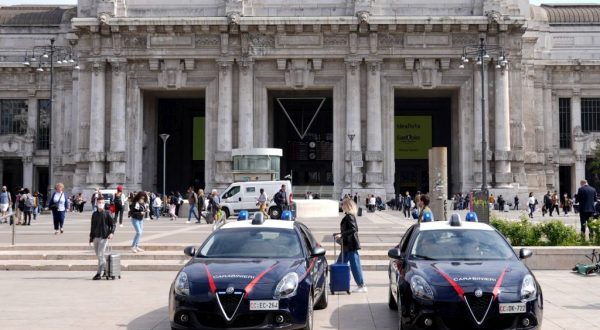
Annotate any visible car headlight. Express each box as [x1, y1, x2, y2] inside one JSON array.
[[274, 272, 299, 299], [174, 272, 190, 296], [520, 274, 537, 301], [410, 275, 434, 300]]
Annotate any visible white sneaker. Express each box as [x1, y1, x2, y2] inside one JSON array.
[[119, 224, 123, 228], [136, 247, 145, 252], [186, 220, 191, 224], [352, 285, 368, 293], [131, 247, 138, 253]]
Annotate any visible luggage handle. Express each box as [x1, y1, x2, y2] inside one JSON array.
[[333, 233, 343, 264]]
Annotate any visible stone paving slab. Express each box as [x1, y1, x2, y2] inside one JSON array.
[[0, 270, 598, 329]]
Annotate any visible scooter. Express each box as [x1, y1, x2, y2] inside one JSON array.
[[572, 249, 600, 275]]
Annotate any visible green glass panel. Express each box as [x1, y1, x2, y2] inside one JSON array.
[[394, 116, 432, 160], [193, 117, 205, 160]]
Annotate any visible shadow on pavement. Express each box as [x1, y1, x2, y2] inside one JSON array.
[[126, 306, 169, 330], [327, 302, 398, 330]]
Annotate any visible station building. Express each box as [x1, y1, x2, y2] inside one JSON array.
[[0, 0, 599, 199]]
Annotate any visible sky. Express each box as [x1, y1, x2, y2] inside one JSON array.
[[0, 0, 596, 7]]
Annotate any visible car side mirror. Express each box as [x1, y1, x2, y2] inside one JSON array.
[[184, 246, 196, 257], [519, 248, 533, 259], [311, 246, 326, 257], [388, 248, 403, 260]]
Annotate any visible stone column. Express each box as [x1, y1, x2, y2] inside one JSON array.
[[22, 156, 33, 190], [109, 60, 127, 185], [27, 98, 38, 143], [87, 60, 106, 186], [238, 60, 254, 150], [345, 59, 361, 189], [473, 67, 482, 184], [366, 60, 383, 188], [571, 90, 583, 194], [215, 60, 233, 185], [571, 90, 582, 138], [494, 68, 511, 187]]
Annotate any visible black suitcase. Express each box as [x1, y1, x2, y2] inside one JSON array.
[[104, 243, 121, 280], [357, 207, 362, 216]]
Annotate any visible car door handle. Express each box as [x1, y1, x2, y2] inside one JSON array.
[[239, 197, 242, 202]]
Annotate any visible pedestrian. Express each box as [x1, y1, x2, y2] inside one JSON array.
[[48, 183, 69, 234], [403, 191, 412, 218], [514, 195, 519, 210], [527, 192, 536, 219], [334, 198, 367, 293], [208, 189, 220, 223], [186, 187, 199, 224], [169, 192, 177, 220], [197, 189, 207, 223], [368, 195, 376, 212], [0, 186, 11, 222], [497, 195, 506, 212], [113, 185, 125, 227], [175, 191, 183, 217], [32, 192, 39, 221], [551, 191, 560, 216], [129, 191, 147, 252], [15, 187, 23, 225], [417, 194, 433, 223], [88, 195, 115, 280], [152, 194, 162, 219], [576, 180, 597, 240], [563, 193, 571, 216], [257, 188, 269, 219], [91, 188, 100, 212], [20, 188, 34, 226], [273, 184, 290, 215], [543, 191, 551, 216]]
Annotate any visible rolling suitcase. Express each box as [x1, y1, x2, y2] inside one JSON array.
[[104, 243, 121, 280], [329, 233, 351, 294]]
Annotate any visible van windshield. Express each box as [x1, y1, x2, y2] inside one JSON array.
[[223, 186, 241, 199]]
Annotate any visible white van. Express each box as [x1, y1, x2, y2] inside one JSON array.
[[219, 180, 293, 219]]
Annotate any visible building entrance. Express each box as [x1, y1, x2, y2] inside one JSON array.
[[270, 91, 333, 187], [1, 159, 22, 194], [393, 96, 452, 196], [156, 98, 205, 194]]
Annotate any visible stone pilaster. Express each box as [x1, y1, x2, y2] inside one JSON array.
[[345, 59, 361, 187], [108, 59, 127, 185], [238, 59, 254, 150], [494, 68, 511, 187], [571, 89, 582, 141], [366, 60, 383, 187], [215, 59, 234, 184], [23, 156, 33, 190], [87, 60, 106, 186], [473, 63, 490, 186]]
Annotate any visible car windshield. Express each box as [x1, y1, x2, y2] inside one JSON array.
[[410, 229, 517, 261], [197, 228, 304, 259]]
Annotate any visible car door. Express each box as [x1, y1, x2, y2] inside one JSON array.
[[241, 185, 259, 212], [297, 224, 326, 299], [390, 225, 417, 303]]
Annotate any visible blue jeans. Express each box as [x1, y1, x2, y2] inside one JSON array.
[[51, 210, 65, 231], [131, 218, 143, 247], [154, 207, 161, 219], [188, 204, 199, 221], [337, 250, 365, 286]]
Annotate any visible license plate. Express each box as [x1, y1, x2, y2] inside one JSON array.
[[499, 303, 526, 314], [249, 300, 279, 311]]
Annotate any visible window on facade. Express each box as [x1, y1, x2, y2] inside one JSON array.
[[559, 98, 571, 149], [37, 99, 50, 150], [582, 98, 600, 133], [0, 99, 28, 135]]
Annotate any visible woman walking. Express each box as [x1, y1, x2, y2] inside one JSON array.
[[20, 188, 33, 226], [113, 185, 125, 227], [129, 192, 148, 253], [527, 192, 536, 219], [334, 198, 367, 293], [48, 183, 69, 234]]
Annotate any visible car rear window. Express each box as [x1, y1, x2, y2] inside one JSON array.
[[410, 229, 517, 261], [198, 228, 304, 259]]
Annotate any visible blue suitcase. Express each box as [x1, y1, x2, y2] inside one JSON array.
[[329, 234, 351, 294]]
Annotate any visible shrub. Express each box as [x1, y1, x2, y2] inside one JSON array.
[[540, 220, 579, 246], [588, 218, 600, 246], [491, 216, 542, 246]]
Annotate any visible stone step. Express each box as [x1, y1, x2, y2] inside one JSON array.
[[0, 249, 393, 261], [0, 259, 389, 272]]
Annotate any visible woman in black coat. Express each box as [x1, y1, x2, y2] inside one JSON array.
[[334, 198, 367, 293]]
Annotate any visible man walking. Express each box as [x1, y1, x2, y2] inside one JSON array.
[[403, 191, 412, 218], [257, 188, 269, 219], [273, 184, 289, 217], [186, 187, 199, 224], [576, 180, 597, 240], [89, 195, 115, 280]]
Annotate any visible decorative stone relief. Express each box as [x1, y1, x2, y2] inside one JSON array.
[[196, 35, 220, 48], [277, 58, 322, 89], [452, 34, 479, 47], [412, 59, 441, 89], [323, 35, 348, 47], [123, 35, 147, 48], [378, 33, 403, 48], [249, 33, 275, 50], [354, 0, 373, 24]]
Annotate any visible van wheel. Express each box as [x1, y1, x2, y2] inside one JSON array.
[[269, 207, 281, 219], [223, 209, 230, 219]]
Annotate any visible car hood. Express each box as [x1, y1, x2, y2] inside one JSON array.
[[413, 260, 530, 293], [183, 258, 304, 291]]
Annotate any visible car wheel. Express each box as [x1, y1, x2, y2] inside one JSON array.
[[269, 207, 281, 219], [388, 286, 398, 310], [315, 274, 329, 309], [224, 209, 230, 219], [303, 294, 314, 330]]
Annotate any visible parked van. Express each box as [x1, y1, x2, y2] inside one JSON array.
[[219, 180, 293, 219]]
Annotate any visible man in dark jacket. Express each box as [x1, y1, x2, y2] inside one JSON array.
[[89, 195, 115, 280], [576, 180, 597, 239]]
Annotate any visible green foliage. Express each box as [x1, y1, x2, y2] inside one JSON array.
[[490, 215, 580, 246], [588, 218, 600, 246], [587, 142, 600, 181], [539, 220, 579, 246]]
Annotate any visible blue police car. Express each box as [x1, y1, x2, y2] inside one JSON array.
[[388, 215, 543, 329], [169, 216, 328, 329]]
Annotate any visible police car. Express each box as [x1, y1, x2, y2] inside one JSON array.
[[388, 214, 543, 330], [169, 214, 328, 329]]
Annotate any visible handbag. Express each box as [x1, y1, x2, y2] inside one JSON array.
[[49, 192, 63, 211]]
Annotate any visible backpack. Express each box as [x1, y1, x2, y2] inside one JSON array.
[[114, 193, 122, 205], [274, 191, 284, 205], [25, 195, 34, 208]]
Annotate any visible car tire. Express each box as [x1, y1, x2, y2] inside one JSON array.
[[388, 286, 398, 310], [223, 209, 230, 219], [315, 273, 329, 310], [269, 207, 281, 219], [303, 294, 314, 330]]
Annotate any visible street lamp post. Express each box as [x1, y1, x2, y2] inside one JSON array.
[[21, 39, 79, 198], [459, 38, 508, 193], [347, 134, 356, 198], [160, 134, 170, 197]]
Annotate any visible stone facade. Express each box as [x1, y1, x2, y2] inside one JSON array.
[[0, 1, 599, 199]]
